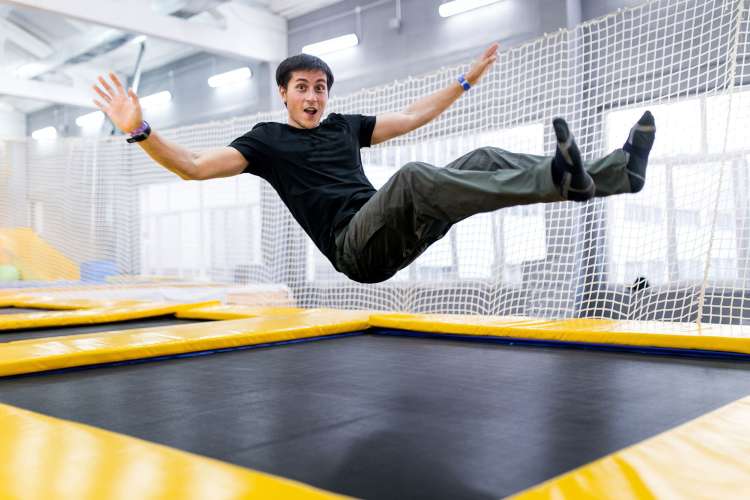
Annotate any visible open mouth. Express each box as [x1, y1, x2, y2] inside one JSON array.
[[304, 107, 318, 116]]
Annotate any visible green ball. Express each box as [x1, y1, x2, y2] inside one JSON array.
[[0, 265, 20, 282]]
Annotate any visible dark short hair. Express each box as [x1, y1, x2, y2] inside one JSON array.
[[275, 54, 334, 91]]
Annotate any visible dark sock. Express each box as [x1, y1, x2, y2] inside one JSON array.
[[551, 118, 594, 202], [622, 111, 656, 193]]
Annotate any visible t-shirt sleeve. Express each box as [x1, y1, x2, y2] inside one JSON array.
[[342, 114, 377, 148], [227, 125, 269, 177]]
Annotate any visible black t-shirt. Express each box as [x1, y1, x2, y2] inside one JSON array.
[[228, 113, 377, 263]]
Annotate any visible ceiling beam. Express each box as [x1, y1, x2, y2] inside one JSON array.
[[0, 0, 287, 61], [9, 28, 124, 79], [0, 73, 95, 108], [0, 18, 54, 58]]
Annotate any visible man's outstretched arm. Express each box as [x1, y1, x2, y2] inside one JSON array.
[[92, 73, 248, 180], [370, 43, 498, 146]]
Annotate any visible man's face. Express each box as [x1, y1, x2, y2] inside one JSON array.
[[280, 69, 329, 129]]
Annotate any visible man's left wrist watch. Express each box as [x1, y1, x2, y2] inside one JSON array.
[[126, 121, 151, 143]]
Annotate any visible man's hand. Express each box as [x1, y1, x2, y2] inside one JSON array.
[[465, 43, 499, 85], [92, 73, 143, 133], [371, 42, 501, 145]]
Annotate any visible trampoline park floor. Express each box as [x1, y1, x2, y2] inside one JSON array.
[[1, 296, 750, 498], [1, 333, 750, 499]]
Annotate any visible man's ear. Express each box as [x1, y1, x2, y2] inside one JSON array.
[[278, 85, 287, 107]]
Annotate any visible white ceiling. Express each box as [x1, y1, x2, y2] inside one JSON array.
[[0, 0, 347, 113]]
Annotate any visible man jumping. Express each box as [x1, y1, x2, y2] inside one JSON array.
[[93, 43, 655, 284]]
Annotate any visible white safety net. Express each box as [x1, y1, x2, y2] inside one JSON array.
[[2, 0, 750, 326]]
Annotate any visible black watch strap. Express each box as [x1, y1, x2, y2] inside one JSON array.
[[126, 121, 151, 143]]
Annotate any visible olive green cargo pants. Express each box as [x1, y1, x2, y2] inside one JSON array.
[[334, 146, 632, 283]]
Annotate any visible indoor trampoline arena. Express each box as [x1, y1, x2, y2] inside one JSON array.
[[2, 0, 750, 499]]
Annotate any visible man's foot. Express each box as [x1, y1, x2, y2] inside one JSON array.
[[623, 111, 655, 193], [551, 118, 595, 201]]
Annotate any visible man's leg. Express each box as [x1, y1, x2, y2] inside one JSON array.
[[334, 161, 456, 283], [446, 118, 595, 201], [336, 139, 571, 283], [446, 111, 656, 198], [335, 114, 655, 283], [587, 111, 656, 196]]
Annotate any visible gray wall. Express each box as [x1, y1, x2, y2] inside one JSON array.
[[0, 109, 25, 138], [288, 0, 569, 97], [134, 54, 273, 127], [582, 0, 648, 20], [27, 0, 644, 135], [28, 53, 273, 136]]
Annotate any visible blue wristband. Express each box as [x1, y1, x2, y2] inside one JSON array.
[[457, 74, 471, 91]]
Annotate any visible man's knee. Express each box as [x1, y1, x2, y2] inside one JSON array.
[[399, 161, 428, 176], [473, 145, 503, 159], [395, 162, 434, 189]]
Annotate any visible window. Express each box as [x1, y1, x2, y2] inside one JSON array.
[[139, 175, 261, 280], [605, 91, 748, 286]]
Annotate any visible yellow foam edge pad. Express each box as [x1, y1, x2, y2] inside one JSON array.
[[176, 303, 305, 320], [369, 313, 750, 355], [510, 395, 750, 499], [9, 297, 147, 311], [0, 403, 348, 500], [0, 292, 198, 310], [0, 300, 219, 331], [0, 309, 370, 376]]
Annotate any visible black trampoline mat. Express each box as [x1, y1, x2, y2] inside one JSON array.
[[0, 316, 202, 342], [1, 334, 749, 499]]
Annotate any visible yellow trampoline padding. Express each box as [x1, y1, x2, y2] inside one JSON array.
[[0, 403, 348, 500], [176, 304, 305, 320], [510, 395, 750, 499], [2, 292, 214, 311], [369, 313, 750, 355], [0, 309, 371, 376], [0, 301, 217, 331], [5, 295, 152, 310]]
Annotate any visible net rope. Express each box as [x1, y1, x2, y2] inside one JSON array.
[[3, 0, 750, 326]]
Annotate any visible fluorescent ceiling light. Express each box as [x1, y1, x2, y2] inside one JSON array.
[[75, 111, 105, 128], [31, 126, 57, 141], [208, 67, 253, 88], [131, 35, 147, 45], [302, 34, 359, 56], [439, 0, 503, 17], [140, 90, 172, 109]]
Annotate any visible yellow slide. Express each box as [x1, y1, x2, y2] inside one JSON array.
[[0, 227, 80, 281]]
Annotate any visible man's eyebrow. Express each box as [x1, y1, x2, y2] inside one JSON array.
[[292, 77, 327, 85]]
